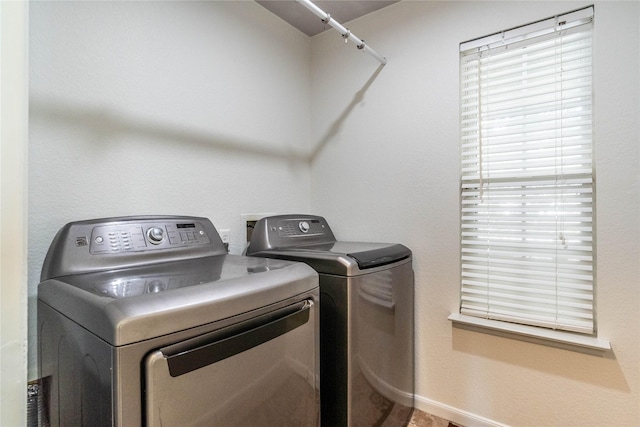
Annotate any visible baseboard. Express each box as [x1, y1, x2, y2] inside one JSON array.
[[414, 394, 509, 427], [358, 356, 414, 408]]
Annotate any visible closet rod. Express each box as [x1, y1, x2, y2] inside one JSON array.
[[297, 0, 387, 65]]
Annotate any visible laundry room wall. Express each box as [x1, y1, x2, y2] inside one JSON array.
[[309, 1, 639, 426], [28, 1, 311, 379]]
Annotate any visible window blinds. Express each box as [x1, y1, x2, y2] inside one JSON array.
[[459, 6, 595, 334]]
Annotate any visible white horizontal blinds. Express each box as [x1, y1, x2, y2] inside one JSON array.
[[459, 7, 594, 334]]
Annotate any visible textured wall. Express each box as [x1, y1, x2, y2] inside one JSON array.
[[28, 1, 311, 378], [310, 1, 639, 426], [26, 2, 640, 425]]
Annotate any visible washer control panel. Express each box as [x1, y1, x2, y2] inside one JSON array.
[[90, 221, 210, 254], [247, 215, 337, 254], [275, 218, 327, 238]]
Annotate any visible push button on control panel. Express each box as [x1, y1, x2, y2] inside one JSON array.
[[166, 223, 210, 246], [91, 226, 147, 254]]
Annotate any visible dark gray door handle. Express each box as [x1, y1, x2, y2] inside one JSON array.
[[159, 299, 313, 377]]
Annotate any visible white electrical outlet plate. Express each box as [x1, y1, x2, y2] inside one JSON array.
[[218, 229, 230, 244]]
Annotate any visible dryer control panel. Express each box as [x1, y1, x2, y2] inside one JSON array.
[[41, 216, 225, 281], [90, 221, 210, 254]]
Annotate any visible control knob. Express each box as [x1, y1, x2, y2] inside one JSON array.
[[299, 221, 310, 233], [147, 227, 165, 244], [147, 280, 167, 293]]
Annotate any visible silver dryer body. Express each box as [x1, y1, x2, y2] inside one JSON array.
[[38, 216, 320, 426], [247, 214, 414, 427]]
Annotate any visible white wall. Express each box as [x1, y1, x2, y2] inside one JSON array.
[[26, 1, 640, 426], [28, 1, 311, 379], [310, 1, 639, 426], [1, 1, 29, 425]]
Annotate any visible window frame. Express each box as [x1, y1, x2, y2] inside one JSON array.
[[452, 6, 610, 351]]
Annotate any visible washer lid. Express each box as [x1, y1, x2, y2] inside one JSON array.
[[345, 243, 411, 269], [249, 241, 411, 276], [38, 255, 318, 346]]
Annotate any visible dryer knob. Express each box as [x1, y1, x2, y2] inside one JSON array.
[[299, 221, 310, 233], [147, 227, 165, 244]]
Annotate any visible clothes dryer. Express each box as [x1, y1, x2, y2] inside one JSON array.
[[38, 215, 319, 426], [246, 214, 414, 427]]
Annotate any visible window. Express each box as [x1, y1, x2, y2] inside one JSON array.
[[458, 7, 595, 335]]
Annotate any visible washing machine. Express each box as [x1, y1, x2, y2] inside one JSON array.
[[37, 215, 320, 426], [246, 214, 414, 427]]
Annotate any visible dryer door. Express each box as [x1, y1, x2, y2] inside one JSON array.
[[144, 299, 319, 427]]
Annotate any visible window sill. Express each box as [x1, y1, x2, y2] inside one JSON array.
[[448, 313, 612, 356]]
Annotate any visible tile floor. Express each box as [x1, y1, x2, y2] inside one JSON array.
[[407, 409, 460, 427]]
